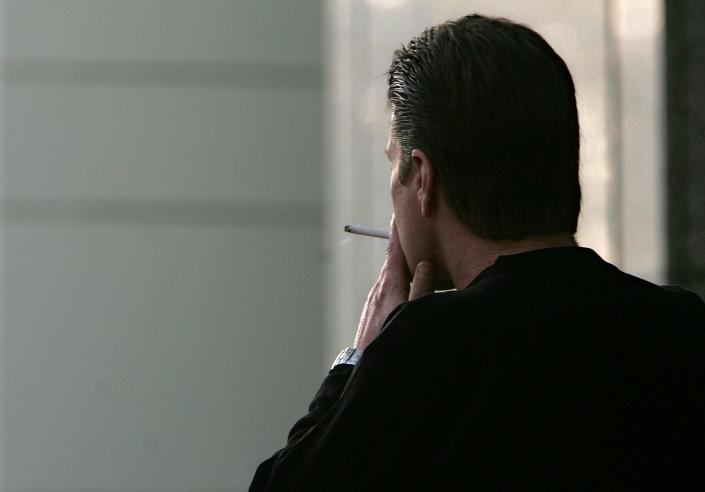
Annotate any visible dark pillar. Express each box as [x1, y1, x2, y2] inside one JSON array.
[[666, 0, 705, 297]]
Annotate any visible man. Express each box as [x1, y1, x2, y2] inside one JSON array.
[[250, 14, 705, 491]]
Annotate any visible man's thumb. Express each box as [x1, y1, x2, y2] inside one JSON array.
[[409, 261, 435, 300]]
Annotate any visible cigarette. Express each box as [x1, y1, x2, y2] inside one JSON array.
[[344, 224, 390, 239]]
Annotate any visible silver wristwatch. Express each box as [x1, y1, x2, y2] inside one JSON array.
[[331, 347, 363, 369]]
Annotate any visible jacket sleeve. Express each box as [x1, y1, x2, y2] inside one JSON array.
[[248, 363, 355, 491], [245, 300, 455, 492]]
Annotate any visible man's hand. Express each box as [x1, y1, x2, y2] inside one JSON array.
[[353, 219, 436, 351]]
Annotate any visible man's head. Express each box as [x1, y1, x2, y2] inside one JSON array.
[[386, 14, 581, 250]]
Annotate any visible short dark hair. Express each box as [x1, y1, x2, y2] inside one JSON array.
[[387, 14, 581, 240]]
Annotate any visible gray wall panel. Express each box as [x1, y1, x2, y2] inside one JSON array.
[[3, 224, 322, 491], [4, 85, 321, 203], [1, 1, 324, 491], [4, 0, 321, 65]]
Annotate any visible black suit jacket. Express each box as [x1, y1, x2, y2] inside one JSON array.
[[250, 247, 705, 491]]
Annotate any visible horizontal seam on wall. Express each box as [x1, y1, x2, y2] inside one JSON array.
[[0, 198, 322, 226], [1, 59, 322, 90]]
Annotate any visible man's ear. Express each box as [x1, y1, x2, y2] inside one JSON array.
[[410, 148, 436, 217]]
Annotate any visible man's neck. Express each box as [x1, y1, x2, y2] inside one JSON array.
[[440, 229, 577, 290]]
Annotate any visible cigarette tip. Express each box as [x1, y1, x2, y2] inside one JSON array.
[[343, 225, 352, 233]]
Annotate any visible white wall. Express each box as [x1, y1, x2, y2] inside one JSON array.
[[0, 1, 324, 491]]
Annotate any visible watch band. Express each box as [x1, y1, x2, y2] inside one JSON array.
[[331, 347, 363, 369]]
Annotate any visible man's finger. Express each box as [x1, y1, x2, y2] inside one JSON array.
[[386, 215, 400, 255], [385, 219, 408, 276], [409, 261, 435, 300]]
